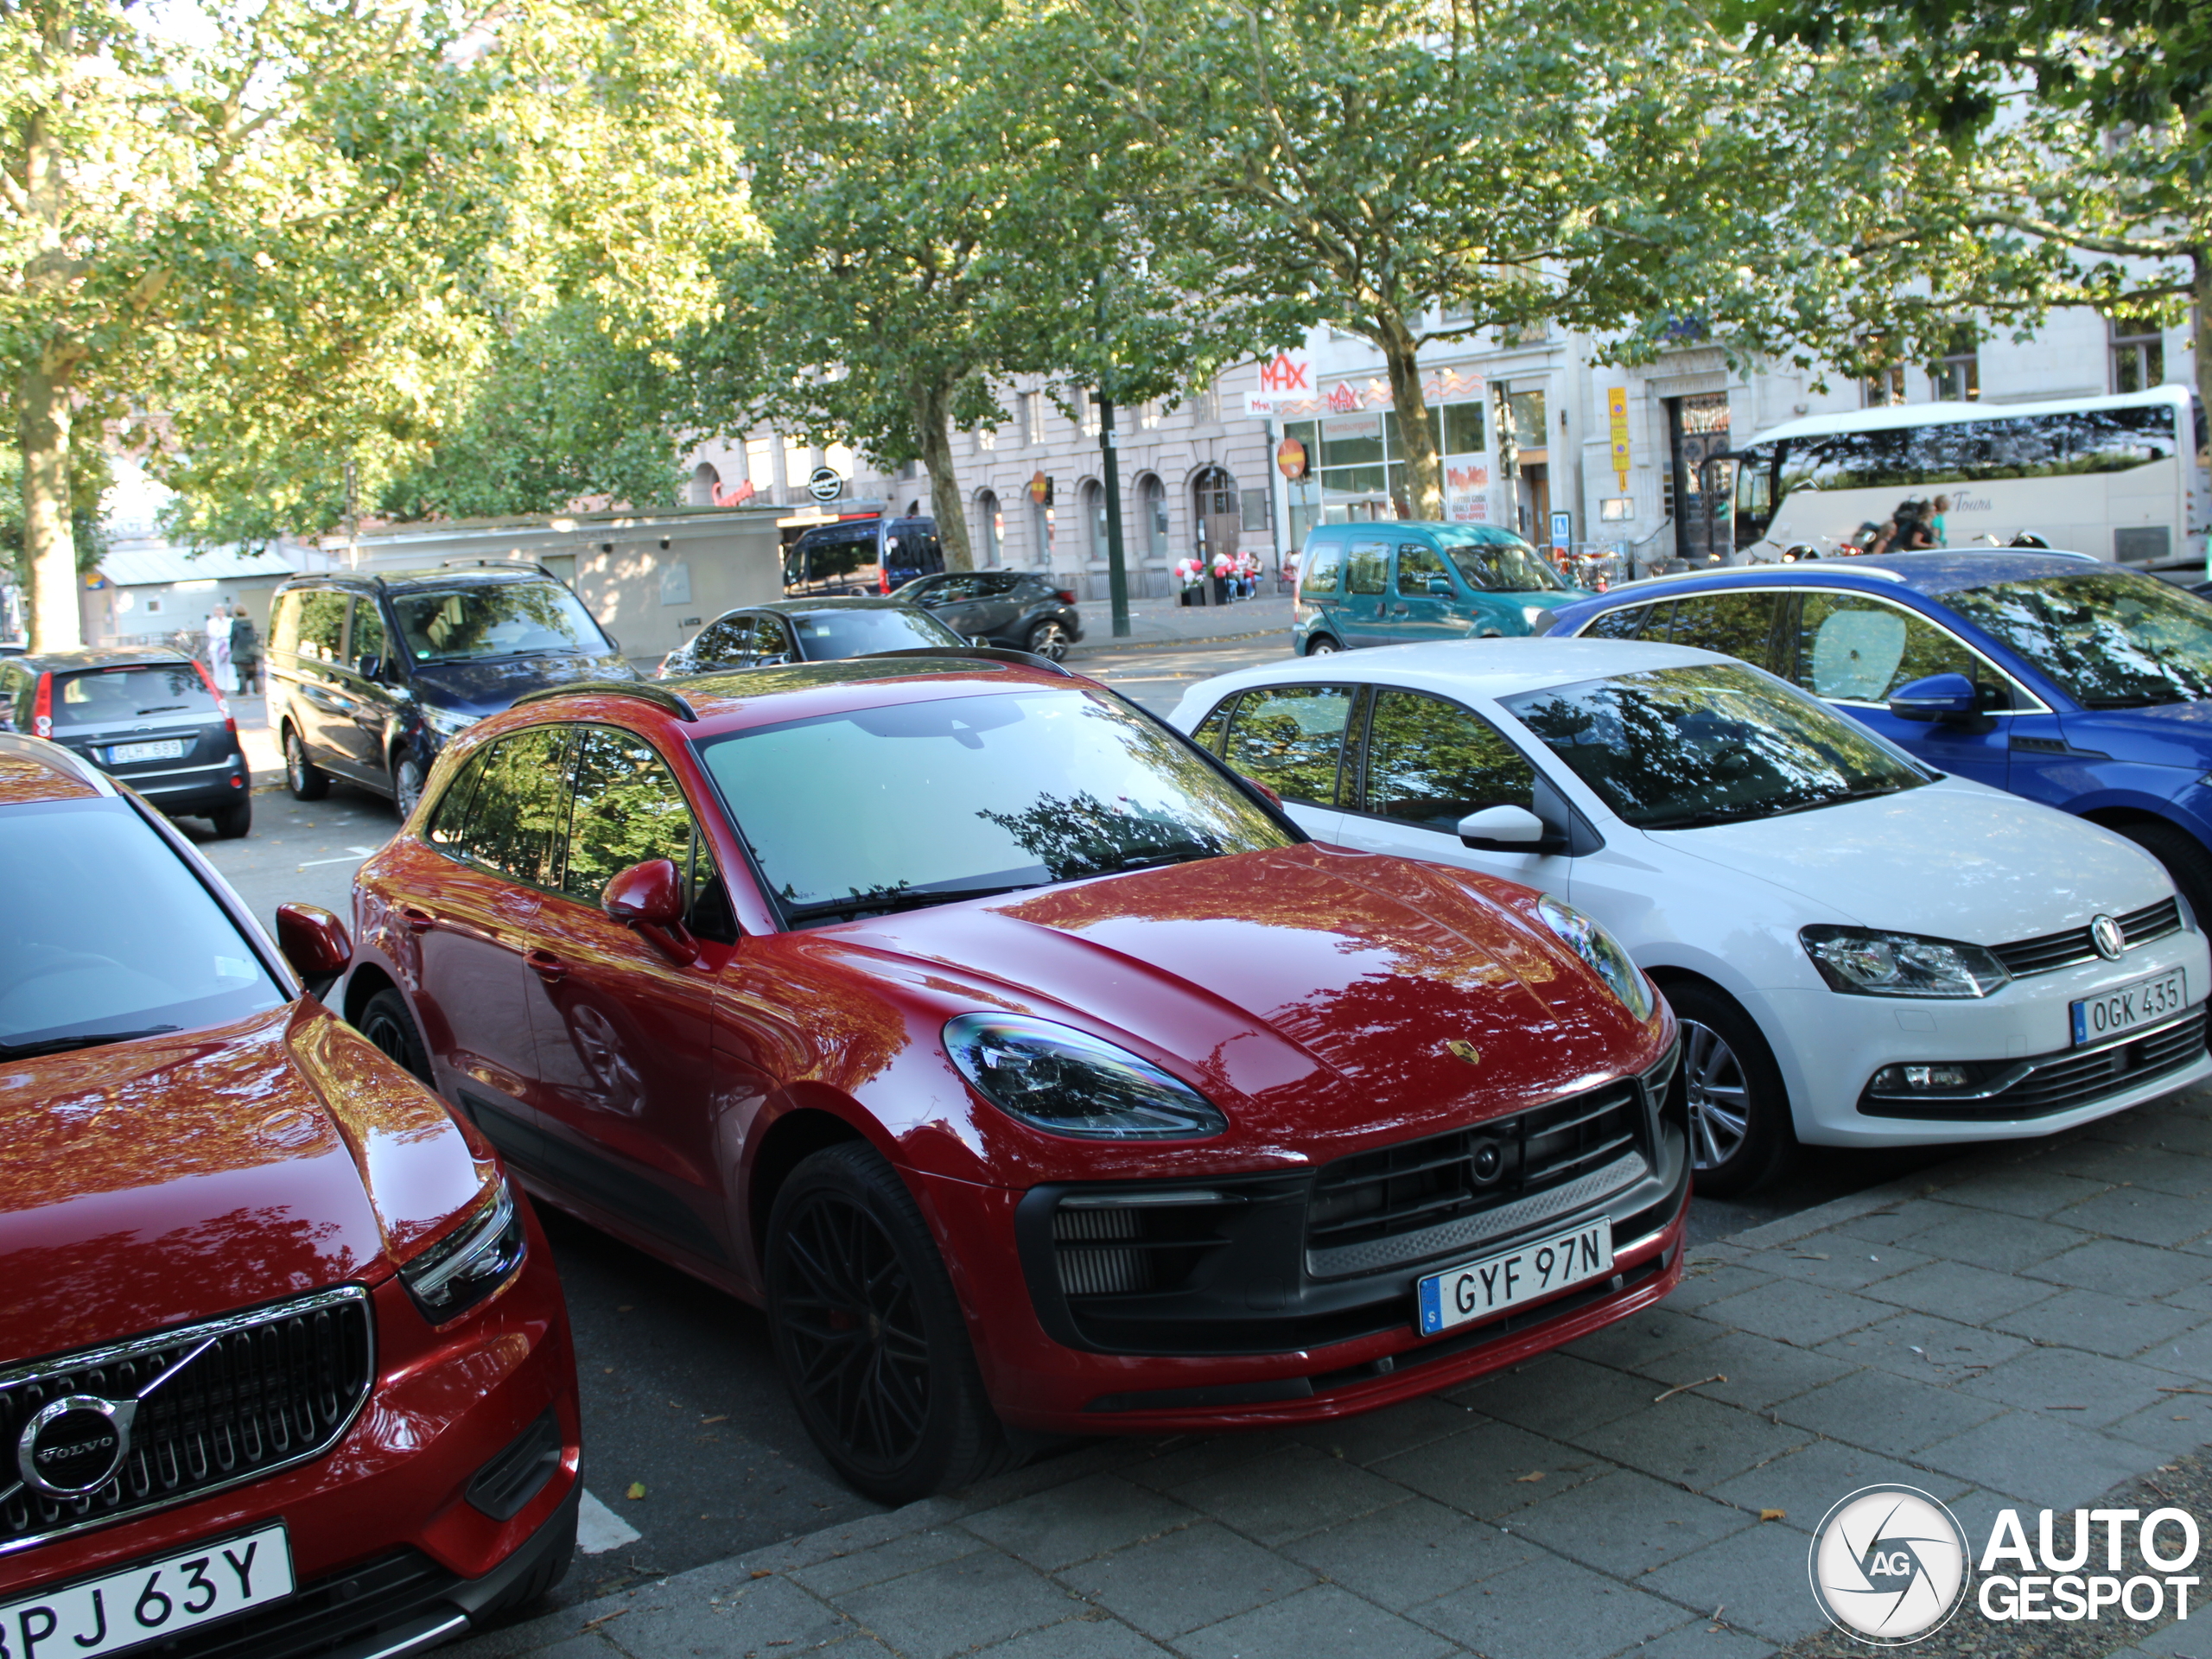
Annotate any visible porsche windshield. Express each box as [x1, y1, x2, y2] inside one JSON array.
[[1942, 570, 2212, 709], [695, 688, 1291, 923], [1502, 662, 1931, 830]]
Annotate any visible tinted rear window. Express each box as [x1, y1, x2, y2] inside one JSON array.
[[52, 664, 218, 727]]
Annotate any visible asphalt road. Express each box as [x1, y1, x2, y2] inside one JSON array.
[[183, 636, 1955, 1605]]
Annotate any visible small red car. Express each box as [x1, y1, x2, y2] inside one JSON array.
[[344, 654, 1690, 1503], [0, 735, 579, 1659]]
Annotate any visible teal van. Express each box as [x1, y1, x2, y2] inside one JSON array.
[[1290, 523, 1587, 654]]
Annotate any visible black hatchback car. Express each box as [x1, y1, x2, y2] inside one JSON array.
[[890, 569, 1083, 661], [653, 597, 967, 676], [0, 646, 252, 835], [269, 563, 635, 818]]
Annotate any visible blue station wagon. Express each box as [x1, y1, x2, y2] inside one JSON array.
[[1294, 523, 1586, 654], [1548, 550, 2212, 919]]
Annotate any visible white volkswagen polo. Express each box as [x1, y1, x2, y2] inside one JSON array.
[[1166, 639, 2212, 1193]]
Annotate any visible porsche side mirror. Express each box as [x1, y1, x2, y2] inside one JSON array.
[[603, 858, 697, 963], [1458, 804, 1567, 853], [276, 902, 352, 1000]]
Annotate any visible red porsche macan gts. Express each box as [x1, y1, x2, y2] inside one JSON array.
[[343, 652, 1691, 1503]]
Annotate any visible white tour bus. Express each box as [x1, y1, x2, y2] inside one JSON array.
[[1726, 385, 2210, 572]]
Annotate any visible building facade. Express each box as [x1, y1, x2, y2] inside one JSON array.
[[679, 300, 2202, 597]]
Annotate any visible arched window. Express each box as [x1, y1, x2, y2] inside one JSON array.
[[905, 499, 923, 518], [976, 490, 1003, 565], [689, 462, 721, 506], [1138, 474, 1167, 558], [1081, 480, 1105, 559]]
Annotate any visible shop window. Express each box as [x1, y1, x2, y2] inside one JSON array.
[[2113, 321, 2164, 393]]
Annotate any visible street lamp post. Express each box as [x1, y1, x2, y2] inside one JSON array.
[[1099, 394, 1131, 638]]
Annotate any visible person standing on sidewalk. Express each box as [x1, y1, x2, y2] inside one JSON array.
[[229, 604, 262, 696], [206, 605, 233, 686]]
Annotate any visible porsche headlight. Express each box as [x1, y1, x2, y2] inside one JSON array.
[[944, 1014, 1226, 1141], [401, 1179, 527, 1322], [1536, 895, 1656, 1021], [1801, 926, 2010, 999]]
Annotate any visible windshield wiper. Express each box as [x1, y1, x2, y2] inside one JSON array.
[[0, 1024, 181, 1058], [785, 882, 1044, 924], [134, 704, 190, 715], [1765, 785, 1912, 818], [1083, 844, 1222, 876]]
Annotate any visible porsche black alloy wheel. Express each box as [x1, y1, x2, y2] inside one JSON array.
[[766, 1143, 1012, 1503], [358, 987, 432, 1086]]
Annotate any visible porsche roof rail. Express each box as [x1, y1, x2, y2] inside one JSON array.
[[509, 681, 699, 721]]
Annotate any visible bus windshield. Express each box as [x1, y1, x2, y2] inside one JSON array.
[[1943, 570, 2212, 709]]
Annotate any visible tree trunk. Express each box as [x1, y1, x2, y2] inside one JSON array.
[[2195, 246, 2212, 579], [915, 380, 974, 571], [1376, 314, 1442, 519], [18, 356, 79, 652]]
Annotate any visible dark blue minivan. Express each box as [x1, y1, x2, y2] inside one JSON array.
[[1548, 550, 2212, 917]]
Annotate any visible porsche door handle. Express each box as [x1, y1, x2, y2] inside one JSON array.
[[527, 950, 569, 983], [401, 906, 435, 932]]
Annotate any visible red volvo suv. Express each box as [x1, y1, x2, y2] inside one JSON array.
[[343, 654, 1691, 1503], [0, 735, 579, 1659]]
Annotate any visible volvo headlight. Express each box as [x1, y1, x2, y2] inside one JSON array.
[[1536, 896, 1656, 1021], [402, 1179, 527, 1322], [1801, 926, 2010, 999], [943, 1014, 1227, 1141]]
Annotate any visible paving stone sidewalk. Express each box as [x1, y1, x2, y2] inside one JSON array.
[[462, 1084, 2212, 1659]]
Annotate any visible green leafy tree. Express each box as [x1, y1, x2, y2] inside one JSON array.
[[1079, 0, 1789, 519], [1735, 0, 2212, 430], [3, 0, 747, 646], [702, 0, 1275, 570]]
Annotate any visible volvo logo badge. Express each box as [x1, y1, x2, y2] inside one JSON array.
[[2090, 913, 2126, 961], [1444, 1039, 1482, 1066], [18, 1395, 134, 1497]]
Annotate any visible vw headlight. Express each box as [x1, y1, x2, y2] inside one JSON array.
[[943, 1014, 1227, 1141], [421, 703, 474, 741], [1536, 896, 1656, 1021], [401, 1179, 527, 1322], [1800, 926, 2010, 999]]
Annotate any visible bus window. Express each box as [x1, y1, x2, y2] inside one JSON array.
[[1734, 448, 1777, 546]]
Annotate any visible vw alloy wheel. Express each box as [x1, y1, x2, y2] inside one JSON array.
[[1681, 1018, 1751, 1172], [1027, 620, 1072, 662]]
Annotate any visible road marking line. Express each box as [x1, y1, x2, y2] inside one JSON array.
[[577, 1490, 643, 1554], [296, 845, 377, 868]]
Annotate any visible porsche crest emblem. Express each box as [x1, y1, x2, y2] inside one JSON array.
[[1444, 1039, 1482, 1066]]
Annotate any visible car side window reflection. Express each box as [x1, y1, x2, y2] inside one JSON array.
[[563, 727, 700, 906], [1191, 696, 1236, 754], [1794, 593, 1990, 704], [1395, 544, 1451, 593], [1221, 685, 1353, 805], [1665, 592, 1783, 672], [1345, 543, 1389, 595], [426, 751, 487, 850], [1363, 690, 1535, 828], [461, 726, 574, 887], [690, 614, 752, 667], [1585, 603, 1649, 639]]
